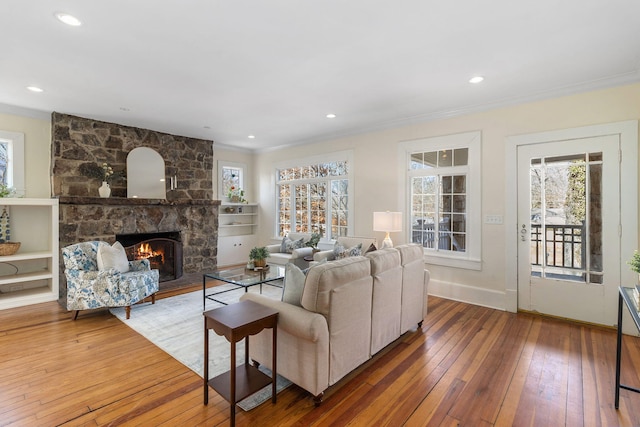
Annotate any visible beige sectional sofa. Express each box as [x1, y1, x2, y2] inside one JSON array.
[[239, 243, 429, 404]]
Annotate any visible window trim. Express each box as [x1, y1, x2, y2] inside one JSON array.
[[0, 130, 25, 196], [399, 131, 482, 270], [274, 150, 354, 240]]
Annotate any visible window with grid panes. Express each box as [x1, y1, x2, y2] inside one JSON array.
[[276, 158, 350, 240], [403, 131, 481, 270]]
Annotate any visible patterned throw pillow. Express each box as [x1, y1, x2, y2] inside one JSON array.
[[348, 243, 363, 257], [282, 236, 305, 254], [333, 242, 347, 259], [333, 242, 363, 259]]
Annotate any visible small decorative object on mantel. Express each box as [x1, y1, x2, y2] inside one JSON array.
[[98, 181, 111, 198], [0, 207, 20, 256], [227, 186, 247, 203], [249, 246, 269, 269], [224, 206, 235, 213], [79, 161, 125, 198]]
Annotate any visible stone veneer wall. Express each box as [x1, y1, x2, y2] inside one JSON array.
[[51, 112, 213, 199], [51, 113, 219, 296]]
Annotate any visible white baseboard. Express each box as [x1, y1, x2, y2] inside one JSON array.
[[428, 279, 507, 312]]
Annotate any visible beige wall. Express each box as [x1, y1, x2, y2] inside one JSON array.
[[0, 112, 51, 198], [255, 82, 640, 308]]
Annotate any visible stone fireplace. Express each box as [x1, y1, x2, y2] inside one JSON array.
[[116, 231, 183, 282], [52, 112, 219, 298]]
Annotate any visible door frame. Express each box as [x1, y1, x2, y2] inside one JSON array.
[[504, 120, 638, 314]]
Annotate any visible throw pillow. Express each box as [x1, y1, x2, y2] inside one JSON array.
[[334, 241, 363, 259], [364, 243, 377, 254], [97, 241, 130, 273], [348, 243, 363, 257], [282, 263, 306, 306], [283, 236, 304, 254], [333, 242, 347, 259]]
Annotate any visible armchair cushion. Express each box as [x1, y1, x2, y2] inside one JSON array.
[[97, 241, 130, 273]]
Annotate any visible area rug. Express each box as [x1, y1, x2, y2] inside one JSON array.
[[110, 282, 291, 411]]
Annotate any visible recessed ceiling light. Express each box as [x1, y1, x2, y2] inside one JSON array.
[[248, 135, 256, 139], [469, 76, 484, 84], [119, 107, 130, 112], [55, 12, 82, 26], [326, 113, 336, 119], [26, 86, 44, 93]]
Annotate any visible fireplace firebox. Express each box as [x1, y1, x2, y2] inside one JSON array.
[[116, 232, 183, 282]]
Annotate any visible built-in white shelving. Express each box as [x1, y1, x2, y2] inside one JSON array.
[[218, 203, 258, 267], [0, 198, 59, 310]]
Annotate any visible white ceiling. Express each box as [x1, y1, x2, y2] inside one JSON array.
[[2, 0, 639, 152]]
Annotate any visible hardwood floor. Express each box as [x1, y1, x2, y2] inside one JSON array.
[[2, 285, 640, 426]]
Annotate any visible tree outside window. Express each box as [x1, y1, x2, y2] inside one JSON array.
[[276, 159, 349, 240]]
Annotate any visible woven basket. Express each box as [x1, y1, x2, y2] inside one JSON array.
[[0, 242, 20, 256]]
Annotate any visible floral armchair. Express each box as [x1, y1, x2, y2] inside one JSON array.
[[62, 241, 160, 320]]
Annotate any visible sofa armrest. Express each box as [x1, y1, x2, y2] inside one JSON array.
[[266, 244, 282, 254], [240, 293, 328, 343], [129, 258, 151, 271], [290, 246, 313, 259], [313, 249, 335, 262]]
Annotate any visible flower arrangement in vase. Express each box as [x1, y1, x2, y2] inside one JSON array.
[[79, 161, 125, 198], [227, 186, 246, 203]]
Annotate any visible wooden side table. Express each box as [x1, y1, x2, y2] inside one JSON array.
[[204, 300, 278, 426]]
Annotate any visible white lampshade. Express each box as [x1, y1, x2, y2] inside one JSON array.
[[373, 211, 402, 248]]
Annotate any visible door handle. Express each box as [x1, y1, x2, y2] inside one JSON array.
[[520, 224, 527, 241]]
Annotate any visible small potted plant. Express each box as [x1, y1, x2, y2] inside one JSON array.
[[249, 246, 269, 268], [628, 251, 640, 279], [306, 232, 322, 253]]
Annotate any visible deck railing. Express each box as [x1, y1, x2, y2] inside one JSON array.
[[530, 223, 585, 269]]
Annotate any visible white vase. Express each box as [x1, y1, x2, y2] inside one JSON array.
[[98, 181, 111, 198]]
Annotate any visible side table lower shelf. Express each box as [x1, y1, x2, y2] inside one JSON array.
[[208, 364, 273, 403]]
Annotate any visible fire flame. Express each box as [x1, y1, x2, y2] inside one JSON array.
[[136, 242, 164, 263]]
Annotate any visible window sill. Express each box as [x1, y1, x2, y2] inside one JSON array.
[[423, 252, 482, 271]]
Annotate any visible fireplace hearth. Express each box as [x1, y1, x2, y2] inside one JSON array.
[[117, 232, 183, 282]]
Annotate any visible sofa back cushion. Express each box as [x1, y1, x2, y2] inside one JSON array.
[[396, 243, 427, 333], [62, 241, 105, 271], [301, 255, 373, 385], [337, 236, 376, 251], [366, 248, 402, 354], [301, 256, 372, 316]]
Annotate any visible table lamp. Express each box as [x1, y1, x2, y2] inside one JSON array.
[[373, 211, 402, 248]]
